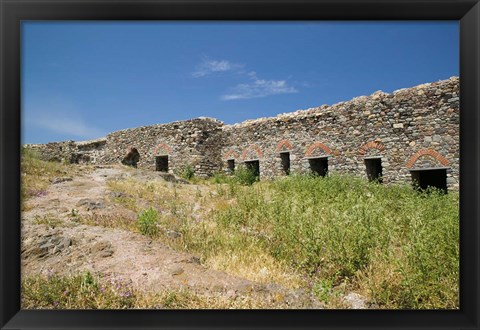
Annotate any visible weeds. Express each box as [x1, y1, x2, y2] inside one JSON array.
[[22, 272, 280, 309], [22, 272, 136, 309], [137, 207, 159, 237], [102, 173, 459, 309], [33, 214, 64, 228], [212, 174, 458, 308], [20, 146, 85, 208], [25, 148, 458, 309], [233, 165, 258, 186], [21, 147, 65, 203], [176, 164, 195, 181], [79, 212, 137, 232]]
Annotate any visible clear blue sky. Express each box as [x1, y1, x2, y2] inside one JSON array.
[[22, 21, 458, 144]]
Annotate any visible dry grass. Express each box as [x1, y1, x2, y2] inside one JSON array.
[[78, 212, 137, 232], [32, 214, 65, 229], [206, 250, 305, 289], [105, 176, 305, 290], [21, 147, 90, 208], [22, 151, 459, 309], [102, 173, 460, 309], [22, 272, 288, 309]]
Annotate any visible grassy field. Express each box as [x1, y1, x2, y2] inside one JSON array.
[[21, 151, 459, 309], [20, 147, 86, 209], [22, 271, 280, 309]]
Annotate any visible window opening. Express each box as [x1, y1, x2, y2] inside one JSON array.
[[410, 168, 448, 193], [308, 157, 328, 177], [244, 160, 260, 178], [365, 157, 383, 183], [280, 152, 290, 175], [155, 155, 169, 172], [227, 159, 235, 173]]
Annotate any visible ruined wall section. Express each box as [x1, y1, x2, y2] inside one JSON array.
[[97, 117, 225, 177], [25, 77, 459, 188], [222, 77, 459, 189], [25, 141, 78, 163], [24, 138, 107, 164]]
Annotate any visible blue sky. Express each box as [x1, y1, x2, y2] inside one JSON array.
[[22, 21, 458, 144]]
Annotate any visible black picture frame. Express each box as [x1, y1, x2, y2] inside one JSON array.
[[1, 0, 479, 329]]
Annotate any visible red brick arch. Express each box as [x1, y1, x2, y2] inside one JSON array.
[[358, 141, 385, 156], [406, 149, 449, 168], [241, 144, 264, 160], [305, 142, 332, 157], [275, 139, 294, 153], [153, 143, 172, 155], [224, 149, 239, 160]]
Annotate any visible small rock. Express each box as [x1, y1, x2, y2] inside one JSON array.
[[189, 256, 201, 264], [226, 289, 237, 299], [39, 242, 54, 250], [343, 292, 367, 309], [171, 267, 184, 276], [109, 191, 126, 198], [76, 199, 105, 210], [91, 241, 111, 254], [98, 250, 113, 258], [51, 177, 73, 184], [166, 230, 182, 239]]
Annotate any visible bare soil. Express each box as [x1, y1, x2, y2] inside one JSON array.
[[21, 165, 324, 308]]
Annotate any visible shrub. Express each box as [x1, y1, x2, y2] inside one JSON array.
[[208, 174, 459, 308], [211, 171, 230, 184], [233, 165, 258, 186], [137, 207, 159, 237], [177, 164, 195, 180]]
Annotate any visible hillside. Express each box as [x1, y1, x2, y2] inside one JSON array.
[[21, 149, 459, 309]]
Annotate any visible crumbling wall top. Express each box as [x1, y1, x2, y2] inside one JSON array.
[[223, 76, 458, 131]]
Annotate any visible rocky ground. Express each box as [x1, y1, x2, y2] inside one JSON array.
[[22, 165, 361, 309]]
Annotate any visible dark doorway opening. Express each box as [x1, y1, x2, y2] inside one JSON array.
[[155, 156, 169, 172], [410, 168, 448, 193], [365, 157, 383, 183], [244, 160, 260, 178], [280, 152, 290, 175], [308, 157, 328, 177], [227, 159, 235, 173]]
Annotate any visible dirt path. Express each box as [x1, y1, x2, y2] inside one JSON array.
[[21, 165, 322, 308]]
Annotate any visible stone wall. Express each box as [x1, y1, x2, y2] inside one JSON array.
[[25, 138, 107, 164], [222, 77, 459, 189], [25, 77, 459, 189], [96, 117, 225, 178]]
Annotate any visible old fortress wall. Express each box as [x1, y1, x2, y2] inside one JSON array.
[[27, 76, 459, 190]]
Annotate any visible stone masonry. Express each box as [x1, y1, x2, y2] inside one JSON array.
[[25, 77, 459, 190]]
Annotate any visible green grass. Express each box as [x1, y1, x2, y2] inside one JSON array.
[[22, 272, 280, 309], [22, 151, 459, 309], [32, 214, 64, 228], [103, 173, 459, 309], [22, 272, 136, 309], [137, 207, 160, 237], [20, 146, 86, 208], [176, 164, 195, 180], [208, 175, 459, 308], [232, 165, 258, 186]]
